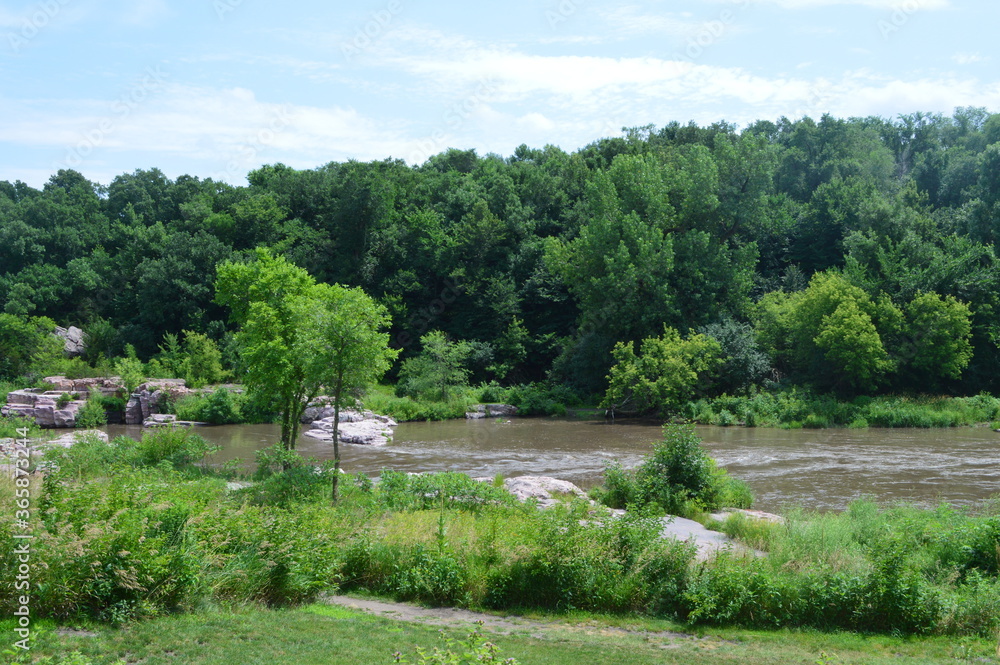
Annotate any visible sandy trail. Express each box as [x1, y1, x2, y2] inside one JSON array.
[[321, 594, 693, 642]]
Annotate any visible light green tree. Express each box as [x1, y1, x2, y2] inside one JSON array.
[[814, 299, 893, 392], [113, 345, 146, 396], [396, 330, 471, 402], [294, 282, 396, 499], [756, 271, 899, 392], [215, 250, 396, 476], [602, 327, 722, 416]]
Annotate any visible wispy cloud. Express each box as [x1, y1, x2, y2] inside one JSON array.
[[952, 52, 987, 65], [724, 0, 949, 8], [0, 84, 411, 182]]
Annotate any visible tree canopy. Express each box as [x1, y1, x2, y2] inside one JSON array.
[[3, 109, 999, 411]]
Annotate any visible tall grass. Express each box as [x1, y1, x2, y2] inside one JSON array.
[[687, 390, 1000, 428], [4, 428, 1000, 636]]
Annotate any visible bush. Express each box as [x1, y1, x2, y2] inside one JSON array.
[[505, 382, 580, 416], [239, 464, 333, 507], [175, 388, 245, 424], [376, 470, 518, 512], [131, 428, 218, 467], [596, 425, 752, 516], [393, 623, 520, 665], [74, 391, 107, 429]]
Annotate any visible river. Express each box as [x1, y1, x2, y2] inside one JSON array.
[[106, 418, 1000, 512]]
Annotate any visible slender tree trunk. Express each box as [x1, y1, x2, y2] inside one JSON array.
[[331, 378, 342, 503]]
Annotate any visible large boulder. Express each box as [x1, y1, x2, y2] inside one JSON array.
[[125, 380, 193, 425], [501, 476, 589, 509], [53, 326, 87, 357], [465, 404, 519, 419]]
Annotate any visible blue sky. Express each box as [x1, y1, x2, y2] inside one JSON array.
[[1, 0, 997, 187]]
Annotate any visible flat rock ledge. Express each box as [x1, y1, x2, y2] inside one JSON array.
[[465, 403, 518, 419], [303, 409, 398, 446], [0, 430, 108, 475], [142, 414, 210, 428]]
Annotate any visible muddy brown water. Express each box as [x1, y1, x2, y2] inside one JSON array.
[[106, 419, 1000, 512]]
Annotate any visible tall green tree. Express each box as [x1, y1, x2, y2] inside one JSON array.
[[295, 282, 396, 499], [215, 250, 395, 466]]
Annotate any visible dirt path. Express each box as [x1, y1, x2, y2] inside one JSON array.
[[321, 594, 693, 642]]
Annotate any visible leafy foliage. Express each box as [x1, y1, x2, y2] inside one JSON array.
[[603, 328, 722, 415], [595, 424, 753, 515]]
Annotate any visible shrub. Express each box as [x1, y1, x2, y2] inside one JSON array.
[[0, 415, 40, 439], [596, 425, 752, 516], [175, 388, 245, 424], [130, 428, 218, 468], [393, 622, 520, 665], [376, 470, 518, 512], [239, 464, 333, 507], [506, 382, 580, 416], [74, 391, 107, 429]]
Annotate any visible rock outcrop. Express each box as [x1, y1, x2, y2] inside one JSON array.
[[501, 475, 590, 508], [142, 414, 208, 428], [125, 380, 193, 425], [465, 404, 518, 419], [2, 389, 89, 428], [303, 409, 398, 446], [53, 326, 87, 357], [0, 376, 199, 428], [491, 475, 770, 561]]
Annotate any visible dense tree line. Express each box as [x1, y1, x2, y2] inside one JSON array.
[[2, 109, 1000, 402]]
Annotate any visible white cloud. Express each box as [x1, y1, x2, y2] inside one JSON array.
[[952, 52, 987, 65], [598, 6, 703, 37], [371, 31, 1000, 131], [0, 85, 410, 183]]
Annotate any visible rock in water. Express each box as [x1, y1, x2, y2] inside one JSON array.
[[302, 409, 397, 446]]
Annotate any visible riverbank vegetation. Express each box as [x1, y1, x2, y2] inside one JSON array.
[[4, 110, 1000, 426], [5, 426, 1000, 644]]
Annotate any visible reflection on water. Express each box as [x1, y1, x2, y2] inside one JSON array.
[[106, 419, 1000, 512]]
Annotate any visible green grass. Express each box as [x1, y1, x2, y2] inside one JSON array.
[[362, 384, 477, 421], [6, 602, 998, 665]]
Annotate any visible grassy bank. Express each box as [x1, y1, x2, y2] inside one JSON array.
[[4, 426, 1000, 641], [685, 389, 1000, 428], [6, 602, 999, 665], [362, 382, 585, 421]]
